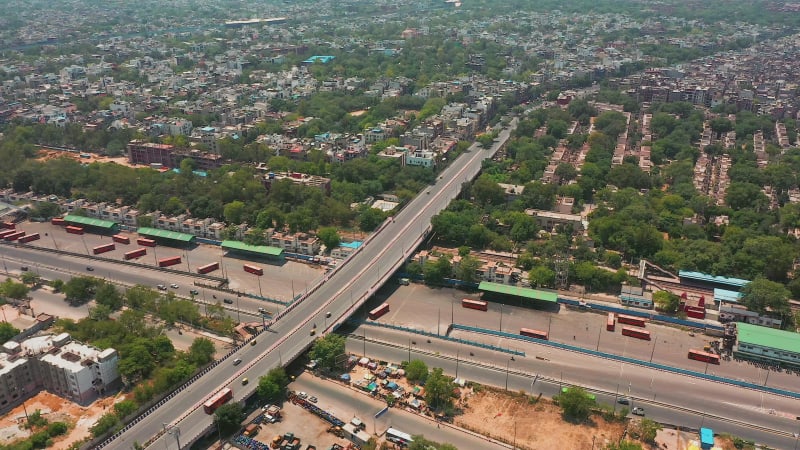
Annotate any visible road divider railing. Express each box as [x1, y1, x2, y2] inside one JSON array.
[[353, 320, 524, 357]]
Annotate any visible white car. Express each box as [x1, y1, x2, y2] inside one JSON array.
[[170, 283, 179, 289], [298, 392, 308, 399], [631, 407, 645, 416]]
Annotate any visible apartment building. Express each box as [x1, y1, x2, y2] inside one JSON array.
[[0, 333, 120, 413]]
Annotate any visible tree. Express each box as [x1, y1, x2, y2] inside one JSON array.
[[0, 322, 20, 343], [358, 207, 384, 232], [0, 278, 30, 300], [741, 277, 791, 315], [454, 255, 480, 283], [187, 337, 216, 366], [113, 400, 138, 419], [90, 413, 119, 438], [62, 276, 97, 305], [317, 227, 341, 251], [528, 265, 555, 288], [223, 200, 246, 224], [554, 163, 578, 183], [652, 290, 680, 313], [424, 368, 454, 411], [20, 271, 41, 286], [423, 256, 452, 285], [405, 359, 428, 384], [472, 176, 505, 206], [95, 282, 123, 310], [629, 418, 662, 444], [214, 402, 245, 435], [556, 386, 596, 422], [309, 334, 346, 371], [257, 367, 289, 402]]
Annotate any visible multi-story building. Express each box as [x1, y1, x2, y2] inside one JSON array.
[[0, 333, 120, 413], [261, 171, 331, 196], [127, 140, 223, 170]]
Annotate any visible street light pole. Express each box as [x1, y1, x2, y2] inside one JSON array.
[[650, 334, 657, 362], [505, 358, 511, 390], [499, 303, 503, 332]]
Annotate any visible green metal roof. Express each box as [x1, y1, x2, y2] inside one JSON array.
[[478, 282, 558, 302], [221, 240, 284, 257], [737, 322, 800, 354], [137, 227, 195, 243], [63, 214, 117, 229]]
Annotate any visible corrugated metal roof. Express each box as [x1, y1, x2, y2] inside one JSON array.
[[137, 227, 195, 242], [478, 282, 557, 302], [713, 288, 742, 303], [737, 323, 800, 354], [678, 270, 750, 288], [64, 214, 117, 229], [221, 240, 283, 256]]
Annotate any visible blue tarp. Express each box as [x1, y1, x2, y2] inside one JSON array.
[[386, 381, 398, 390]]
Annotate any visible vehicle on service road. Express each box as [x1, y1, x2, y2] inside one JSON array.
[[632, 407, 645, 416]]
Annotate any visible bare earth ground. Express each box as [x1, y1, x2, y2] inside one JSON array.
[[0, 390, 124, 449], [455, 389, 627, 450]]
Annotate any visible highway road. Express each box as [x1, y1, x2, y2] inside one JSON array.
[[349, 327, 800, 449], [98, 119, 520, 449]]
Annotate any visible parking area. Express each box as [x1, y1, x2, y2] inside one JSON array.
[[14, 221, 323, 302], [369, 282, 800, 392], [239, 399, 351, 450]]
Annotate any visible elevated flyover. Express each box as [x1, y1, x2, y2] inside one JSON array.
[[104, 119, 518, 449]]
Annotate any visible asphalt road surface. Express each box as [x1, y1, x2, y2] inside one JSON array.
[[99, 119, 519, 449], [348, 328, 800, 449]]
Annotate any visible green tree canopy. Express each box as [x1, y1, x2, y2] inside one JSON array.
[[405, 359, 428, 384], [424, 368, 455, 411], [257, 367, 289, 402], [741, 277, 791, 315], [214, 402, 245, 436], [309, 334, 346, 371], [556, 387, 596, 422]]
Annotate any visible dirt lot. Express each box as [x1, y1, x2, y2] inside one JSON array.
[[244, 401, 351, 450], [0, 390, 122, 449], [455, 389, 627, 450]]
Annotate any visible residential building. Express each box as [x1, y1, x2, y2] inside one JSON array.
[[0, 333, 120, 414]]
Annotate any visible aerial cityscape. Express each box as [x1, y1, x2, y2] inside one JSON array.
[[2, 1, 800, 449]]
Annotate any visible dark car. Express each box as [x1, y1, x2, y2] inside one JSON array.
[[223, 298, 233, 304], [86, 266, 94, 271], [617, 397, 630, 405]]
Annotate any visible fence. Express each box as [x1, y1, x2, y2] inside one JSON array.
[[357, 320, 524, 357]]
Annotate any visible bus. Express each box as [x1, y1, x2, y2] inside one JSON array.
[[18, 233, 40, 243], [621, 326, 651, 340], [136, 237, 156, 247], [197, 262, 220, 274], [203, 388, 233, 414], [606, 313, 616, 331], [462, 298, 488, 311], [158, 256, 182, 268], [368, 303, 390, 320], [1, 221, 15, 229], [561, 387, 596, 401], [3, 231, 25, 241], [520, 328, 549, 340], [124, 248, 147, 260], [112, 234, 130, 244], [66, 225, 84, 235], [0, 229, 17, 239], [51, 217, 66, 226], [93, 243, 116, 255], [386, 427, 413, 446], [688, 349, 720, 365], [617, 314, 646, 328], [243, 264, 263, 276]]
